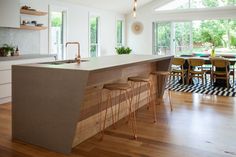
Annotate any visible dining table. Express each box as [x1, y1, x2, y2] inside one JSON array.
[[177, 56, 236, 87]]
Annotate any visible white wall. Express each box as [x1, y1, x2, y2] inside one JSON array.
[[20, 0, 125, 58], [126, 0, 236, 55]]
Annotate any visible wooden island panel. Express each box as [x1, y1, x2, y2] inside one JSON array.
[[73, 62, 158, 147]]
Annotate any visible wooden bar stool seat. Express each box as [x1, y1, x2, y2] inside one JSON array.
[[101, 82, 137, 140], [151, 71, 170, 76], [103, 83, 131, 90], [151, 71, 173, 112], [128, 76, 150, 83], [128, 76, 157, 123]]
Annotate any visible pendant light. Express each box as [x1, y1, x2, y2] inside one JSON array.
[[133, 0, 137, 18]]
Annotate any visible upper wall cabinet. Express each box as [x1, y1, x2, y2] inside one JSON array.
[[0, 0, 20, 28]]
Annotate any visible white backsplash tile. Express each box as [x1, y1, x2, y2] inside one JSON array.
[[0, 27, 40, 54]]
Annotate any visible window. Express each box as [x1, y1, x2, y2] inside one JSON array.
[[89, 16, 100, 57], [116, 20, 124, 47], [156, 0, 189, 11], [192, 20, 236, 54], [156, 0, 236, 11], [49, 7, 67, 60]]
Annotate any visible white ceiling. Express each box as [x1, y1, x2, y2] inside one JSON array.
[[62, 0, 154, 14]]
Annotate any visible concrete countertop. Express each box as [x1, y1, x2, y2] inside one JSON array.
[[18, 55, 173, 72], [0, 54, 57, 62]]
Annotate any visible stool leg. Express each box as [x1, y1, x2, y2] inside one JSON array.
[[127, 82, 134, 124], [101, 91, 111, 140], [125, 89, 137, 139], [146, 82, 151, 110], [99, 89, 103, 138], [137, 82, 142, 111], [156, 74, 161, 106], [117, 90, 122, 124], [110, 91, 116, 129], [148, 82, 157, 123]]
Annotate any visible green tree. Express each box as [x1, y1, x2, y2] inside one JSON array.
[[51, 12, 62, 27]]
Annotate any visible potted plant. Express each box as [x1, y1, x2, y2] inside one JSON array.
[[0, 44, 15, 57], [115, 47, 132, 55]]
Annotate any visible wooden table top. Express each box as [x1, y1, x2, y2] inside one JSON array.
[[179, 56, 236, 65]]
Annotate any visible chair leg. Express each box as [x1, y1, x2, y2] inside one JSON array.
[[168, 89, 173, 112], [202, 76, 204, 85], [227, 78, 229, 88], [233, 74, 235, 86], [187, 74, 189, 85]]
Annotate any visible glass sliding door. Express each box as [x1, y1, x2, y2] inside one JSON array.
[[153, 22, 172, 55]]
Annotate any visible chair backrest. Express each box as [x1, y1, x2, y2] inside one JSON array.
[[211, 58, 230, 68], [172, 58, 185, 66], [188, 59, 204, 67]]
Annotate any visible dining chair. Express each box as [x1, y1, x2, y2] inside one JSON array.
[[230, 63, 235, 85], [210, 58, 231, 88], [187, 59, 205, 85], [222, 55, 235, 85], [170, 58, 186, 84]]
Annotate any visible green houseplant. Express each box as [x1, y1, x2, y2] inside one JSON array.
[[0, 44, 15, 57], [115, 47, 132, 55]]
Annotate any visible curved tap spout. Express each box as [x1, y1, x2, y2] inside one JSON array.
[[65, 42, 81, 63]]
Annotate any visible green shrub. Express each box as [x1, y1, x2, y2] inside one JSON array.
[[115, 47, 132, 55], [231, 36, 236, 47]]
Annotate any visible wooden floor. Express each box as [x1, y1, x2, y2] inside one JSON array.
[[1, 91, 236, 157]]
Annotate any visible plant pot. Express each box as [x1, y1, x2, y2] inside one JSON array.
[[0, 48, 9, 57]]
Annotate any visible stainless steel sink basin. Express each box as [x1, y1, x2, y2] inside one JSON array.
[[41, 59, 89, 65]]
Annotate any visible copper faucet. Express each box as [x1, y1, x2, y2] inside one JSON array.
[[65, 42, 81, 63]]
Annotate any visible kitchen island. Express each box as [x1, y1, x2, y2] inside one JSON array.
[[12, 55, 173, 154]]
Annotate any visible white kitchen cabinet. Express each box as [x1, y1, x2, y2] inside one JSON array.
[[0, 56, 55, 104], [0, 84, 11, 99], [0, 70, 11, 84], [0, 0, 20, 28]]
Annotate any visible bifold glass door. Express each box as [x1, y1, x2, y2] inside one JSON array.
[[153, 22, 172, 55], [174, 22, 192, 56], [153, 21, 192, 56]]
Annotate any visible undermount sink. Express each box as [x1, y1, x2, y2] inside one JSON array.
[[41, 59, 89, 65]]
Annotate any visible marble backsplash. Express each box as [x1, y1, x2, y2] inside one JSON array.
[[0, 27, 40, 54]]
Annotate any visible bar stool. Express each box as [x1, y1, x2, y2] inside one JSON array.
[[128, 76, 157, 123], [101, 83, 137, 140], [151, 71, 173, 112]]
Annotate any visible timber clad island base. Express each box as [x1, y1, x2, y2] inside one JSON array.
[[12, 55, 173, 154]]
